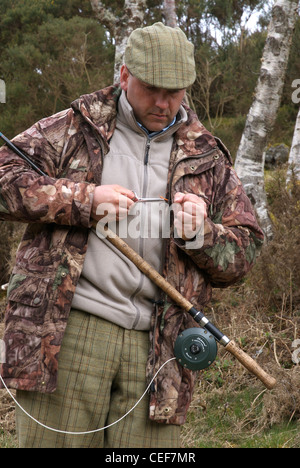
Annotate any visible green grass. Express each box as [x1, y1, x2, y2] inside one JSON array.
[[183, 421, 300, 449], [0, 431, 17, 449], [181, 385, 300, 448], [1, 413, 299, 448]]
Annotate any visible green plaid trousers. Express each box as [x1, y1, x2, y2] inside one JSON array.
[[16, 309, 180, 448]]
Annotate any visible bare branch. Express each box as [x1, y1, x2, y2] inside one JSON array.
[[90, 0, 117, 34], [90, 0, 146, 83]]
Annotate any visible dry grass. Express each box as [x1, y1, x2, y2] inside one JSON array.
[[206, 284, 300, 423]]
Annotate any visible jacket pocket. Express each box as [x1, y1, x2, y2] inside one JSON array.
[[170, 150, 223, 191], [7, 273, 49, 307]]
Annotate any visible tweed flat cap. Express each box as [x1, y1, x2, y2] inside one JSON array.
[[124, 22, 196, 89]]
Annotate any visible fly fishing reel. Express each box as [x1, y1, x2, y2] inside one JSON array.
[[174, 328, 218, 371]]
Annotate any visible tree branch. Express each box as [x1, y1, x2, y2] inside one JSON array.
[[90, 0, 117, 34], [90, 0, 146, 83]]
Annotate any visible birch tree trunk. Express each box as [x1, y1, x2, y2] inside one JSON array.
[[90, 0, 146, 83], [163, 0, 177, 28], [0, 80, 5, 103], [234, 0, 299, 241], [287, 107, 300, 186]]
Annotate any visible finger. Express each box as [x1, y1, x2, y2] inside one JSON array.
[[182, 193, 203, 204], [174, 217, 196, 240], [175, 209, 205, 240], [179, 201, 197, 215], [114, 185, 136, 201], [181, 200, 208, 222], [116, 206, 130, 220], [118, 193, 135, 209], [176, 209, 193, 221], [179, 203, 204, 223], [173, 192, 185, 204], [176, 211, 195, 230]]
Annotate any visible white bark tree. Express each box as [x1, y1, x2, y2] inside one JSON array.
[[163, 0, 177, 28], [90, 0, 146, 83], [287, 107, 300, 186], [234, 0, 299, 241], [0, 80, 5, 104]]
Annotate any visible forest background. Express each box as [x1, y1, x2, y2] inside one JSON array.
[[0, 0, 299, 448]]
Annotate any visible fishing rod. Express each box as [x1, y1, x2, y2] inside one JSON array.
[[0, 132, 277, 389], [0, 132, 47, 176], [95, 223, 276, 390]]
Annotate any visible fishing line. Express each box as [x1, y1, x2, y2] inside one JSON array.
[[0, 357, 176, 436]]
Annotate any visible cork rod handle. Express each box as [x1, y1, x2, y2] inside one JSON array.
[[225, 341, 276, 389]]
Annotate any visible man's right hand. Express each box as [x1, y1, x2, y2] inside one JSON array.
[[91, 185, 135, 223]]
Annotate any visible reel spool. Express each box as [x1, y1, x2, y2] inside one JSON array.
[[174, 328, 218, 371]]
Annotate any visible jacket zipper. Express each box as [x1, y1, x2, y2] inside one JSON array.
[[140, 137, 151, 258], [144, 139, 151, 165], [131, 136, 151, 329]]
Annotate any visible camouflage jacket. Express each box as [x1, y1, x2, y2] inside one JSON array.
[[0, 85, 264, 425]]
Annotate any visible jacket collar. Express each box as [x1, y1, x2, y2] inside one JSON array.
[[71, 85, 121, 152], [117, 90, 187, 142], [174, 102, 217, 156]]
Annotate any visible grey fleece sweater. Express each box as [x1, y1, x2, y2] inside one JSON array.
[[72, 91, 187, 330]]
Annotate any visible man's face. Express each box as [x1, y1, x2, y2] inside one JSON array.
[[120, 65, 186, 132]]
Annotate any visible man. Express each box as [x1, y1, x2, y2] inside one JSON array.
[[0, 23, 264, 448]]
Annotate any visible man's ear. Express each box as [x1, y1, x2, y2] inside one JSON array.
[[120, 65, 129, 91]]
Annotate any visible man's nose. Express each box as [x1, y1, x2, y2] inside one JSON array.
[[154, 92, 169, 110]]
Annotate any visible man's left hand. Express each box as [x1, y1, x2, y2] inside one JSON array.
[[173, 192, 207, 241]]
